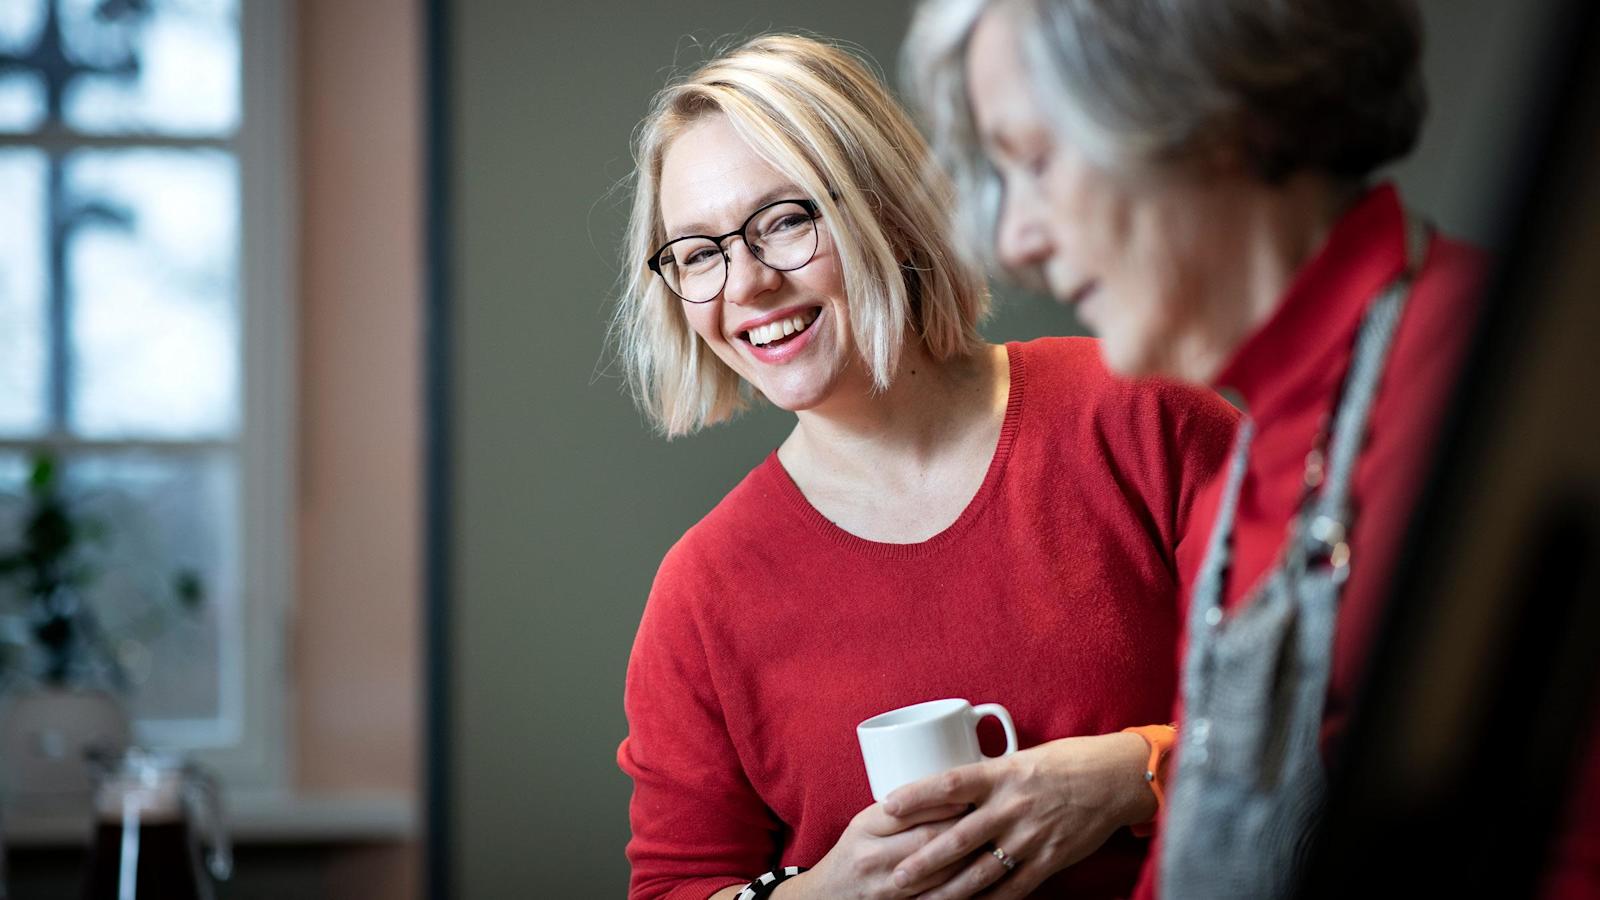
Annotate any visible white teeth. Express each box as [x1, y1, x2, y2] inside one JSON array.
[[748, 309, 820, 347]]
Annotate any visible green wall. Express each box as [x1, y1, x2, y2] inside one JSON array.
[[442, 1, 1561, 894]]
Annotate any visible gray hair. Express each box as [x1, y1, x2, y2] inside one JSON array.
[[904, 0, 1426, 259]]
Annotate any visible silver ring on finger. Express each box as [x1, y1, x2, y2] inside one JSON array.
[[989, 844, 1019, 872]]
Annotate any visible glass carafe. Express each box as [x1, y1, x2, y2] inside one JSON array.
[[82, 748, 231, 900]]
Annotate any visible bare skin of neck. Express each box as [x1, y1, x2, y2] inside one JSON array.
[[1170, 171, 1364, 385], [776, 339, 1010, 544]]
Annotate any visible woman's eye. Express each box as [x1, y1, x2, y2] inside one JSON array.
[[757, 213, 811, 239]]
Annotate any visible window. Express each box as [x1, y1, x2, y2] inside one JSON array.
[[0, 0, 291, 789]]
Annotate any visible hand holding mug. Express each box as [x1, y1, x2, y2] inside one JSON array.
[[757, 699, 1019, 900], [768, 800, 971, 900], [882, 731, 1157, 900]]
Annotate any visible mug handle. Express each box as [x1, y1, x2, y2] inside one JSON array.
[[182, 761, 233, 882], [971, 703, 1019, 758]]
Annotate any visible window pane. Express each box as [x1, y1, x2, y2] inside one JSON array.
[[0, 0, 47, 131], [59, 0, 239, 135], [0, 0, 45, 46], [0, 451, 234, 732], [65, 452, 237, 736], [0, 452, 32, 592], [0, 454, 33, 664], [0, 72, 46, 132], [0, 149, 48, 436], [65, 148, 239, 439]]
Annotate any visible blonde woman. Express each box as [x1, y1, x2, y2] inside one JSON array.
[[613, 35, 1237, 900]]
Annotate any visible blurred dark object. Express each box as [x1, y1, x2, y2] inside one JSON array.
[[82, 747, 231, 900], [1300, 0, 1600, 895]]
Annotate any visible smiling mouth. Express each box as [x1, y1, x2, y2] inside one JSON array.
[[741, 307, 821, 348]]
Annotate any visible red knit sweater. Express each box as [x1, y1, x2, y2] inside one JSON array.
[[619, 337, 1239, 900]]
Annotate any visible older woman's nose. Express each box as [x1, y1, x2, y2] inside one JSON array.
[[720, 239, 782, 306], [996, 192, 1051, 272]]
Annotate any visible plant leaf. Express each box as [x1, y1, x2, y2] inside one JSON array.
[[174, 569, 206, 609], [26, 455, 55, 493]]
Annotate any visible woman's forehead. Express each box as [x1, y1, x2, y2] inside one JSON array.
[[658, 116, 801, 237], [967, 8, 1048, 145]]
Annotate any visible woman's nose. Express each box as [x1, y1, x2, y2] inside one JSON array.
[[995, 189, 1051, 273], [719, 238, 782, 306]]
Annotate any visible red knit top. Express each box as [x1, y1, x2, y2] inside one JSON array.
[[619, 337, 1239, 899], [1131, 183, 1488, 898]]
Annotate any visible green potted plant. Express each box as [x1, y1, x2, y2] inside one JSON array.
[[0, 454, 205, 802]]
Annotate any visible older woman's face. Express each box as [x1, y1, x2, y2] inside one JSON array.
[[965, 10, 1232, 380], [657, 115, 857, 412]]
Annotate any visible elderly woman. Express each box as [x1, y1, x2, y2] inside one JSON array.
[[894, 0, 1485, 897], [613, 34, 1239, 900]]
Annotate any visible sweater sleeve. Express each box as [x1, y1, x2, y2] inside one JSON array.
[[1100, 375, 1239, 588], [1096, 376, 1235, 853], [618, 542, 781, 900], [1156, 380, 1240, 587]]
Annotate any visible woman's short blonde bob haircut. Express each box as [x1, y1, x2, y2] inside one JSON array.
[[614, 34, 990, 437]]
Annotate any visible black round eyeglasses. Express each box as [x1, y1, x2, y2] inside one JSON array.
[[646, 198, 823, 303]]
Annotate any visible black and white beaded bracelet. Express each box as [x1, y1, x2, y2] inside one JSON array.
[[736, 865, 807, 899]]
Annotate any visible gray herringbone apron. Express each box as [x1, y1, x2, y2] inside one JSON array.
[[1160, 217, 1430, 898]]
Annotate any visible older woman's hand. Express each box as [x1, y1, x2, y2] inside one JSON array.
[[881, 732, 1155, 900]]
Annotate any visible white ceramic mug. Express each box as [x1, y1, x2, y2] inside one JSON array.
[[856, 698, 1019, 802]]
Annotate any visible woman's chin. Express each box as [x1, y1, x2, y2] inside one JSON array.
[[748, 373, 825, 413], [757, 368, 845, 414], [764, 387, 831, 414], [1101, 333, 1226, 385], [747, 342, 860, 414], [1098, 333, 1168, 380]]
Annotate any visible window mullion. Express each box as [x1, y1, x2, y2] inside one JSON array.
[[0, 132, 235, 152], [45, 148, 69, 435]]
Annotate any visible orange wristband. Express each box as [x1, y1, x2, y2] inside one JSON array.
[[1121, 724, 1178, 836]]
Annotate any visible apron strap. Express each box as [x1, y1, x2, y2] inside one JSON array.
[[1191, 419, 1255, 620], [1302, 215, 1431, 565]]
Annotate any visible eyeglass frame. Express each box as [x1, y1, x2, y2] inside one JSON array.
[[645, 197, 826, 303]]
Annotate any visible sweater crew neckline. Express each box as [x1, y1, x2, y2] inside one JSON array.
[[759, 342, 1027, 560]]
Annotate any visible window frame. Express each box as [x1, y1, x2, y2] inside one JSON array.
[[226, 0, 295, 792]]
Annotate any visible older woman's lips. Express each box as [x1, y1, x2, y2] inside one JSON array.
[[1060, 282, 1100, 329], [1062, 281, 1097, 308]]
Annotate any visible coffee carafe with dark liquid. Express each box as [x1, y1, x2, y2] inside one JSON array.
[[81, 749, 231, 900]]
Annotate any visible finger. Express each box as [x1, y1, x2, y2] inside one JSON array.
[[881, 817, 968, 884], [861, 801, 971, 837], [973, 859, 1045, 900], [884, 762, 992, 817], [910, 849, 1012, 900], [892, 806, 1001, 886], [897, 854, 971, 896]]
